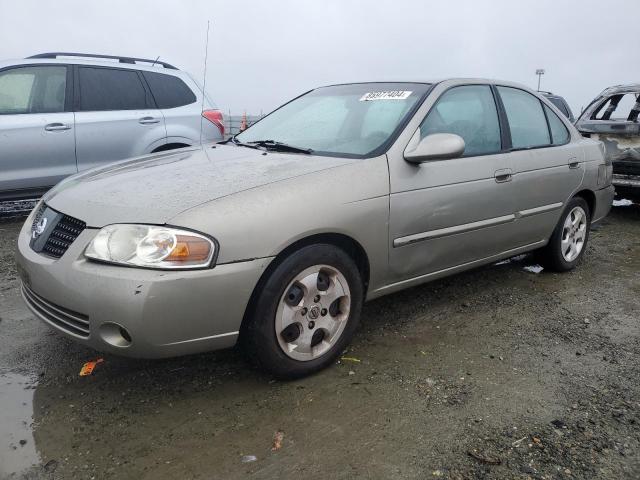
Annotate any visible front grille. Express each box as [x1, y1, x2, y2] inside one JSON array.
[[42, 215, 86, 258], [21, 283, 90, 338], [30, 205, 86, 259]]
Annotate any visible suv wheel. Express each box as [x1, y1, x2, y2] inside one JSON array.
[[243, 244, 363, 379], [538, 197, 591, 272]]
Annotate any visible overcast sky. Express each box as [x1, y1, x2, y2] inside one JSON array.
[[1, 0, 638, 115]]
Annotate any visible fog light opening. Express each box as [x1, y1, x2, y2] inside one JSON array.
[[99, 322, 132, 348], [119, 326, 132, 343]]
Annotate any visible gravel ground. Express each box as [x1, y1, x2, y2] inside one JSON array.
[[0, 203, 639, 480]]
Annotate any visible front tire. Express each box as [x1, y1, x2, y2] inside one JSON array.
[[538, 197, 591, 272], [243, 244, 363, 379]]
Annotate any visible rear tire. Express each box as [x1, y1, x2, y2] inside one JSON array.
[[538, 197, 591, 272], [243, 244, 363, 379]]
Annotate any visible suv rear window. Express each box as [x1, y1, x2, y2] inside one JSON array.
[[78, 67, 148, 111], [143, 72, 196, 109]]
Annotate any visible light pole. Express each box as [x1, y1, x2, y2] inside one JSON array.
[[536, 69, 545, 92]]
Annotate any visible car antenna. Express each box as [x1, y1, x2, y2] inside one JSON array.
[[150, 56, 160, 67], [199, 20, 211, 146]]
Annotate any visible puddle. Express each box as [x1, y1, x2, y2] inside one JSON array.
[[0, 373, 40, 477]]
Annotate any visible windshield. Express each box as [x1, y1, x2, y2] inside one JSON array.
[[235, 83, 431, 157]]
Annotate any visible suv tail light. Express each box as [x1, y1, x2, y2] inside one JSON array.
[[202, 109, 225, 137]]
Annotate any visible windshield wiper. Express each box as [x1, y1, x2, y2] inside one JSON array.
[[228, 135, 261, 149], [248, 140, 313, 154]]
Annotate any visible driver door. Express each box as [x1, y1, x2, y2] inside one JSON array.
[[0, 64, 76, 197], [388, 84, 518, 283]]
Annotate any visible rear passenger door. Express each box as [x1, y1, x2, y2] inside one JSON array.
[[74, 66, 166, 171], [0, 65, 75, 197], [142, 71, 205, 144], [496, 86, 583, 245]]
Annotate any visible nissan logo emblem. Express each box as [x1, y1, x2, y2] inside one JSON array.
[[32, 217, 48, 239], [308, 305, 321, 320]]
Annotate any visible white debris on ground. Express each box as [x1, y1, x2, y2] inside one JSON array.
[[612, 199, 634, 207], [523, 264, 544, 274]]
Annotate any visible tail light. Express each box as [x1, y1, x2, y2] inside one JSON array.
[[202, 109, 225, 137]]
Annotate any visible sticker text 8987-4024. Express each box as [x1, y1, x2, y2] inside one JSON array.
[[359, 91, 412, 101]]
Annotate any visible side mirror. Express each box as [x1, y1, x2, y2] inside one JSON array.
[[404, 133, 465, 163]]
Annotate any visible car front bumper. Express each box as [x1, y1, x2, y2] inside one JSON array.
[[15, 216, 272, 358], [612, 174, 640, 189]]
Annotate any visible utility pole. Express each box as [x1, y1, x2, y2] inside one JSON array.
[[536, 69, 545, 92]]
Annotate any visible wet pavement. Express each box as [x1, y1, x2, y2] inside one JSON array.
[[0, 374, 38, 477], [0, 202, 639, 479]]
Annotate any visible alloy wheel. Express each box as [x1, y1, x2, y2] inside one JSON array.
[[275, 264, 351, 361], [561, 206, 587, 262]]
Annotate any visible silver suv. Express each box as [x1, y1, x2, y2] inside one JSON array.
[[0, 52, 224, 200]]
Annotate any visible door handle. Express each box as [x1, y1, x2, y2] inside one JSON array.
[[568, 156, 580, 169], [44, 123, 71, 131], [494, 168, 512, 183], [139, 117, 160, 125]]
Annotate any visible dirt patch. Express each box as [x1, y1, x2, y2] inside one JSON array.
[[0, 205, 639, 479]]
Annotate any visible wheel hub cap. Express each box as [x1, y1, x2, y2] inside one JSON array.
[[275, 265, 351, 362], [561, 206, 587, 262]]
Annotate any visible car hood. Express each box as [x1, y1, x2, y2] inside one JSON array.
[[44, 145, 356, 227]]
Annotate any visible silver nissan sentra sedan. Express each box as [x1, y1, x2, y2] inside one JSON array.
[[16, 79, 614, 378]]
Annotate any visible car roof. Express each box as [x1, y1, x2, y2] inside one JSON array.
[[595, 83, 640, 97], [320, 78, 541, 92], [0, 56, 185, 76]]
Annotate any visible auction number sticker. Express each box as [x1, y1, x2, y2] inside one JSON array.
[[359, 91, 412, 101]]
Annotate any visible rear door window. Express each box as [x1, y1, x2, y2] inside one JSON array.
[[78, 67, 148, 111], [0, 66, 67, 114], [142, 72, 196, 109], [497, 86, 550, 149], [420, 85, 501, 156]]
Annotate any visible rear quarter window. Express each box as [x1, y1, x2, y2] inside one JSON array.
[[544, 104, 570, 145], [143, 72, 196, 109]]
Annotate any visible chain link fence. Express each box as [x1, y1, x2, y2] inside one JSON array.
[[222, 113, 264, 139]]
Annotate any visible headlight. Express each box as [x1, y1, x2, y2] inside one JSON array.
[[85, 225, 216, 269]]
